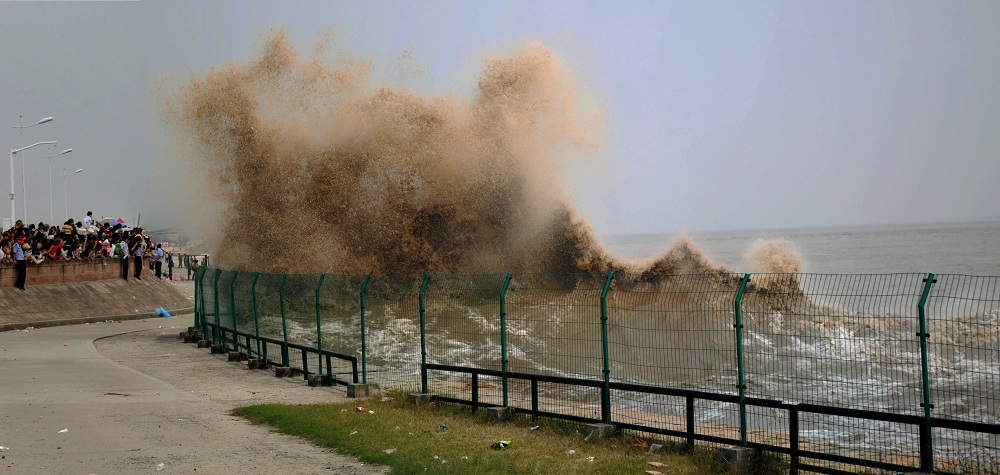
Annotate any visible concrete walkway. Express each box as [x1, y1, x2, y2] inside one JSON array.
[[0, 315, 386, 474]]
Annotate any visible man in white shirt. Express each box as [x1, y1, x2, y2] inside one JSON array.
[[119, 238, 129, 281], [152, 244, 164, 279]]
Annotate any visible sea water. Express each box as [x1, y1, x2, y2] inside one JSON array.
[[601, 220, 1000, 276], [599, 221, 1000, 465], [266, 221, 999, 467]]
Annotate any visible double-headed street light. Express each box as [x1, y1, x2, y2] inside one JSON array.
[[9, 141, 57, 225], [12, 116, 53, 221], [47, 146, 73, 224], [63, 168, 83, 221]]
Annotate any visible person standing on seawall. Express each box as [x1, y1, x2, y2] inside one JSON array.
[[152, 243, 164, 279], [13, 237, 27, 290], [82, 211, 93, 232], [119, 238, 129, 281], [133, 236, 144, 280]]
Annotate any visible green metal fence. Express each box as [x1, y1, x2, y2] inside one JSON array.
[[196, 268, 999, 474], [607, 272, 745, 444]]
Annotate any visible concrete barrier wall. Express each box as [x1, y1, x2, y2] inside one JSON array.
[[0, 259, 124, 287], [0, 277, 193, 331]]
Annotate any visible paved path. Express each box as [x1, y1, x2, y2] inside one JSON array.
[[0, 315, 387, 474]]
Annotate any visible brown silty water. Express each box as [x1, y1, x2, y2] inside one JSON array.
[[156, 31, 803, 286], [155, 33, 999, 469], [156, 31, 809, 392]]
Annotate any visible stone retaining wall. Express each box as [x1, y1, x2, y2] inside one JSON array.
[[0, 259, 123, 287], [0, 277, 193, 331]]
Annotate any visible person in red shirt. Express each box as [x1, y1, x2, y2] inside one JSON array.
[[47, 237, 64, 261]]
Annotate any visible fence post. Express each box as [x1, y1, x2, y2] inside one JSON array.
[[230, 271, 240, 351], [359, 274, 372, 384], [499, 273, 513, 407], [193, 265, 202, 328], [213, 269, 222, 345], [197, 266, 208, 336], [917, 273, 937, 472], [279, 273, 289, 367], [600, 271, 615, 424], [734, 273, 751, 447], [789, 403, 800, 475], [419, 274, 430, 394], [251, 272, 261, 358], [315, 274, 326, 379]]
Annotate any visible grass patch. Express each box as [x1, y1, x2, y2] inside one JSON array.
[[231, 391, 783, 475]]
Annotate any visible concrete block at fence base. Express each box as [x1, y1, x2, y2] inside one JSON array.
[[716, 446, 753, 464], [347, 384, 377, 398], [307, 375, 328, 387], [274, 366, 294, 378], [197, 340, 211, 348], [247, 359, 266, 370], [584, 423, 615, 440], [488, 406, 515, 421], [408, 393, 434, 406], [183, 334, 196, 343], [227, 352, 244, 362], [179, 331, 189, 341], [210, 345, 225, 354]]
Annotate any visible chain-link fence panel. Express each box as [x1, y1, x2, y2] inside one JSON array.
[[608, 272, 744, 445], [504, 273, 607, 420], [742, 273, 927, 470], [361, 274, 425, 391], [192, 267, 998, 474], [927, 274, 1000, 474], [280, 273, 324, 376], [317, 274, 370, 385], [422, 274, 508, 405], [253, 272, 289, 365]]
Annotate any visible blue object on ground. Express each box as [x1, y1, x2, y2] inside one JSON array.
[[156, 307, 171, 318]]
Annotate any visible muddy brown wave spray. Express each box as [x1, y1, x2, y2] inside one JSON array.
[[158, 31, 802, 281]]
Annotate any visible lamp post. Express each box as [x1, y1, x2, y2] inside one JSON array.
[[63, 168, 83, 221], [12, 116, 53, 222], [9, 141, 57, 225], [47, 146, 73, 224]]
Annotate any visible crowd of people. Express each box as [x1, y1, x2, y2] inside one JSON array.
[[2, 211, 170, 290]]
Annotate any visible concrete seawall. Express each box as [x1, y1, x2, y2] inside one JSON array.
[[0, 259, 125, 287], [0, 277, 193, 331]]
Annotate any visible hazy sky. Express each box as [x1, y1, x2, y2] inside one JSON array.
[[2, 0, 998, 237]]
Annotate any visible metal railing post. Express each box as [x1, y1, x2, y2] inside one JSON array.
[[315, 274, 326, 378], [230, 271, 239, 351], [918, 273, 937, 472], [359, 274, 372, 384], [789, 403, 800, 475], [251, 273, 261, 358], [197, 266, 208, 335], [419, 274, 430, 394], [499, 273, 513, 407], [212, 269, 222, 345], [600, 271, 615, 424], [734, 273, 751, 447], [193, 265, 202, 328], [279, 273, 289, 367]]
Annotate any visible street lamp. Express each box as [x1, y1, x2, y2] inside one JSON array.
[[12, 116, 54, 221], [63, 168, 83, 221], [8, 141, 57, 225], [47, 146, 73, 224]]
